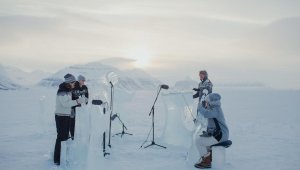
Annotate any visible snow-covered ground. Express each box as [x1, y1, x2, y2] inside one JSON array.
[[0, 87, 300, 170]]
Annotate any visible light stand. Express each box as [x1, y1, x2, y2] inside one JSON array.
[[112, 114, 133, 138], [142, 85, 168, 149]]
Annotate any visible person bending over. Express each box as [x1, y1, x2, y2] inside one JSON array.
[[194, 93, 229, 169]]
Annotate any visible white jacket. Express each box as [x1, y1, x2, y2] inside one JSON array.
[[55, 91, 78, 116]]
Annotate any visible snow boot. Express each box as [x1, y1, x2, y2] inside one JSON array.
[[194, 152, 212, 169]]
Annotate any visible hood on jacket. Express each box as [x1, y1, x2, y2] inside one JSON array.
[[205, 93, 221, 106]]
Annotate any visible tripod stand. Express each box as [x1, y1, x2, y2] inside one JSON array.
[[113, 114, 133, 138], [143, 86, 167, 149]]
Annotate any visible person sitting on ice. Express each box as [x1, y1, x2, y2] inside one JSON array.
[[70, 75, 89, 140], [193, 70, 213, 113], [54, 74, 86, 166], [194, 93, 229, 169]]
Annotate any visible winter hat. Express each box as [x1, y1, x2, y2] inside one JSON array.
[[78, 75, 86, 81], [199, 70, 208, 77], [64, 73, 76, 84]]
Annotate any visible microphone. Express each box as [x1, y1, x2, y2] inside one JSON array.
[[160, 84, 169, 90], [103, 102, 109, 114], [92, 99, 103, 105], [111, 114, 118, 121], [109, 81, 114, 87]]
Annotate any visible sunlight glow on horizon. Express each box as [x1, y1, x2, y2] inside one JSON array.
[[128, 48, 152, 69]]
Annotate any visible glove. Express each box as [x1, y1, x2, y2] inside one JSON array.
[[77, 97, 86, 104], [193, 88, 200, 92], [200, 131, 212, 137], [193, 94, 198, 99]]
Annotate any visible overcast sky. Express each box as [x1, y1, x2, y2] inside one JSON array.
[[0, 0, 300, 89]]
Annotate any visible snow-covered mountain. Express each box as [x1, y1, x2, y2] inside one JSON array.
[[0, 65, 21, 90], [99, 57, 136, 70], [174, 77, 198, 91], [39, 60, 161, 90], [173, 77, 266, 90], [3, 65, 51, 86]]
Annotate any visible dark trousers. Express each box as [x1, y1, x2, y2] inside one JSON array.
[[70, 117, 76, 139], [69, 108, 76, 139], [54, 115, 70, 164]]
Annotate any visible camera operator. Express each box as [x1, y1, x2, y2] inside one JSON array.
[[193, 70, 213, 112], [194, 93, 229, 169]]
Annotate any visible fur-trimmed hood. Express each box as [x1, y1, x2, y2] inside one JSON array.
[[199, 92, 229, 142], [205, 93, 221, 106]]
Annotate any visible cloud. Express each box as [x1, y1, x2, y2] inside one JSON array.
[[0, 8, 263, 62], [231, 17, 300, 64], [0, 0, 300, 89]]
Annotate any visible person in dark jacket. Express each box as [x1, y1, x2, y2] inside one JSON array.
[[54, 74, 86, 165], [69, 75, 89, 140], [193, 70, 213, 112]]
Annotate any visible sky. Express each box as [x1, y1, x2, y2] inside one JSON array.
[[0, 0, 300, 89]]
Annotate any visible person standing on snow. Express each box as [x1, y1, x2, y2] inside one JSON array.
[[54, 74, 86, 165], [193, 70, 213, 112], [194, 93, 229, 169], [70, 75, 89, 140]]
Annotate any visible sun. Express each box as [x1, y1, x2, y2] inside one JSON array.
[[134, 58, 150, 68], [129, 48, 151, 68]]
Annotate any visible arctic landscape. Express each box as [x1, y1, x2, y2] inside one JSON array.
[[1, 1, 300, 169], [0, 60, 299, 170]]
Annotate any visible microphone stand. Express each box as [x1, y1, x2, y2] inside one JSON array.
[[103, 102, 110, 157], [91, 100, 110, 157], [108, 81, 114, 148], [113, 114, 133, 138], [143, 86, 167, 149], [103, 132, 110, 157]]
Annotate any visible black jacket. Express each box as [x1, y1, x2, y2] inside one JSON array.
[[72, 81, 89, 108]]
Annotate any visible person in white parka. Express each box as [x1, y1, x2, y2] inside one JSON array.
[[53, 74, 86, 166]]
